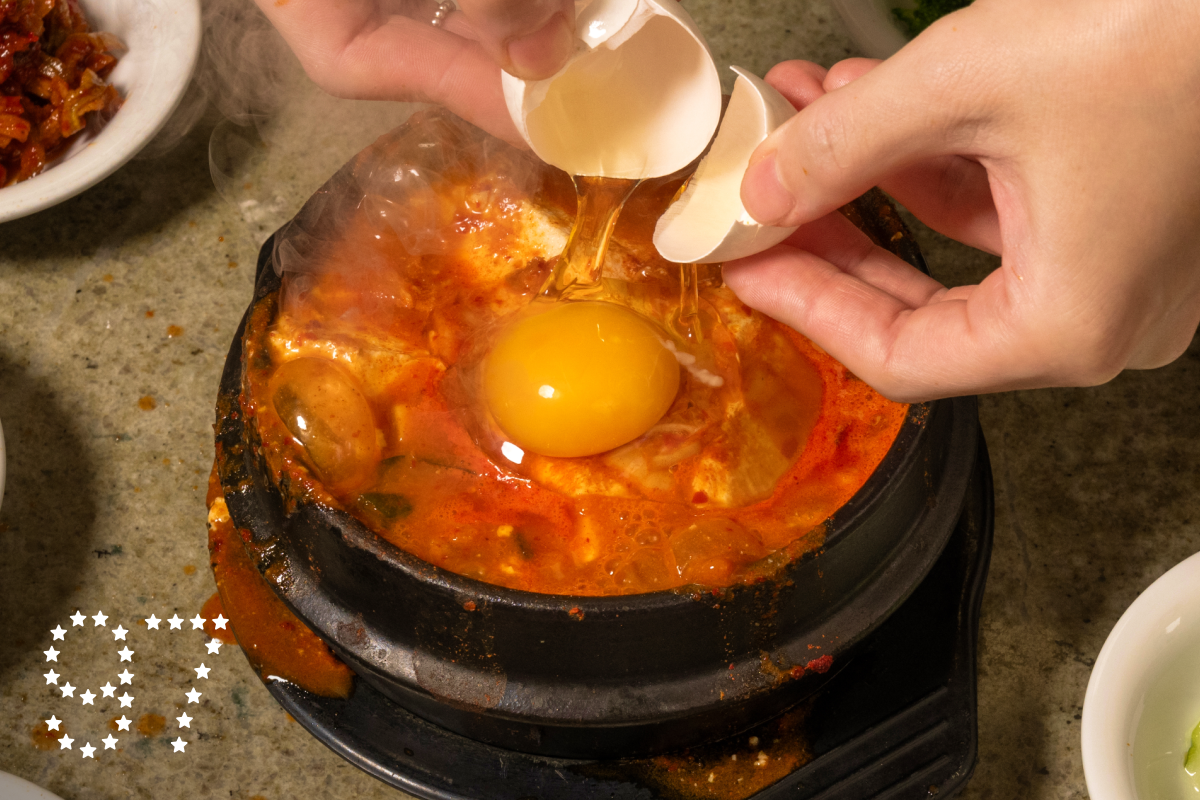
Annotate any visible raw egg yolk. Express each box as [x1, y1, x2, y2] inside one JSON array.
[[483, 301, 681, 458]]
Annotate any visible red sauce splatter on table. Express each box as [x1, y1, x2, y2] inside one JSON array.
[[137, 714, 165, 736], [30, 720, 62, 750]]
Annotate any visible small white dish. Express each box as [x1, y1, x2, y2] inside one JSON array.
[[1082, 550, 1200, 800], [0, 771, 65, 800], [0, 0, 201, 223]]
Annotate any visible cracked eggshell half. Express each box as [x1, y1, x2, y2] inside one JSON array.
[[653, 66, 799, 264], [501, 0, 722, 179]]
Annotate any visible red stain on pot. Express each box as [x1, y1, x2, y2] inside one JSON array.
[[805, 655, 833, 674], [201, 592, 237, 644], [205, 474, 354, 698]]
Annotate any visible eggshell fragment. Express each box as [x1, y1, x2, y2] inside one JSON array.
[[653, 66, 799, 264], [501, 0, 721, 179]]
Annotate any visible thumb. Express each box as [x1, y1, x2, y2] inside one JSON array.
[[740, 39, 991, 228], [456, 0, 576, 80]]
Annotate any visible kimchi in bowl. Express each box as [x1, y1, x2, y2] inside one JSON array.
[[214, 109, 981, 758], [0, 0, 201, 222]]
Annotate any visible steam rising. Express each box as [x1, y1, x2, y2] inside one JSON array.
[[143, 0, 420, 244], [139, 0, 290, 159], [272, 109, 552, 322]]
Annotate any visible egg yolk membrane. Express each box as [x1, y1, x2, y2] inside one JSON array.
[[483, 301, 681, 458]]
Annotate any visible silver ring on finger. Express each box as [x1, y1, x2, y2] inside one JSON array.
[[430, 1, 455, 27]]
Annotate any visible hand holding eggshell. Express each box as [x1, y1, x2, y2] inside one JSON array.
[[500, 2, 814, 265], [250, 0, 578, 144], [653, 67, 801, 264], [727, 0, 1200, 402], [501, 0, 723, 180]]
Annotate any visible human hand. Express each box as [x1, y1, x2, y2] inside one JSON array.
[[725, 0, 1200, 402], [251, 0, 576, 143]]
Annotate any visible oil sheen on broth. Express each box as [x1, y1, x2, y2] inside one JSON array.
[[246, 121, 906, 596]]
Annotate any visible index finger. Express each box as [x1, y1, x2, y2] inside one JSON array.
[[722, 231, 1054, 401], [456, 0, 576, 79], [252, 0, 521, 142]]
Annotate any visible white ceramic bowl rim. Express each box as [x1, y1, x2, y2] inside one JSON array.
[[0, 0, 201, 223], [0, 771, 65, 800], [1082, 549, 1200, 800]]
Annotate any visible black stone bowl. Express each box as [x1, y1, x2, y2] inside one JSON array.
[[215, 190, 979, 760]]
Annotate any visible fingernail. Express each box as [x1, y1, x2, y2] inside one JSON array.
[[506, 13, 575, 80], [742, 153, 795, 226]]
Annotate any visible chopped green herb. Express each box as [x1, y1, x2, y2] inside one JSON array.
[[512, 530, 535, 560], [377, 455, 408, 474], [357, 492, 414, 522], [417, 456, 477, 476], [893, 0, 974, 36], [1186, 719, 1200, 775]]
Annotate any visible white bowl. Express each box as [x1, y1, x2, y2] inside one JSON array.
[[1082, 550, 1200, 800], [0, 0, 201, 223], [0, 771, 64, 800]]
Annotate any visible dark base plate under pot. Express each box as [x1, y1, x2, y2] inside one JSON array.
[[258, 439, 993, 800]]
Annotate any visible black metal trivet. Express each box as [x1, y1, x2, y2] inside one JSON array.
[[260, 440, 993, 800]]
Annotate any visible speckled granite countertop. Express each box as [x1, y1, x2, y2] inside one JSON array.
[[1, 2, 1197, 798]]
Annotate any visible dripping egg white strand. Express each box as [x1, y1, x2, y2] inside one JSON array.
[[661, 339, 724, 387]]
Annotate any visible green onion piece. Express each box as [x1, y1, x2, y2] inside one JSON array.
[[1186, 719, 1200, 775]]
